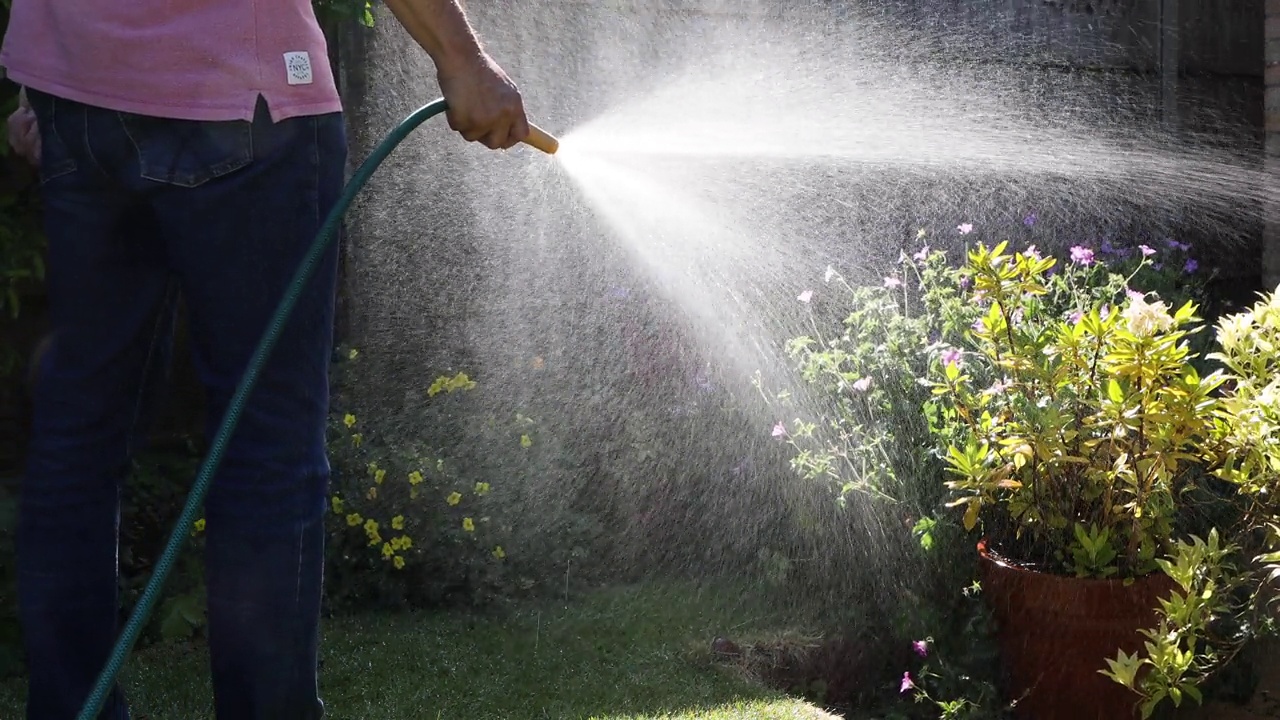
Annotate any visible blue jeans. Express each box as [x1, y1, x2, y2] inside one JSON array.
[[18, 88, 346, 720]]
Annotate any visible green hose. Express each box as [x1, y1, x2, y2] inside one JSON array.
[[76, 98, 452, 720]]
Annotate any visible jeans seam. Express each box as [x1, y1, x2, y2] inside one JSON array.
[[123, 280, 177, 460]]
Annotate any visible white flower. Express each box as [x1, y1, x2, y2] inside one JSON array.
[[1122, 295, 1174, 338]]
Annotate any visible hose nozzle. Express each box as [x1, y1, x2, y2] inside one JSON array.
[[523, 123, 560, 155]]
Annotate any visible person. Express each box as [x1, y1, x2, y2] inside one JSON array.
[[1, 1, 529, 718]]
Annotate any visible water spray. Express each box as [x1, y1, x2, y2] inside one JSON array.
[[74, 98, 560, 720]]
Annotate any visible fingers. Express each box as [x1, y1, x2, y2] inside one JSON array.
[[7, 107, 40, 166]]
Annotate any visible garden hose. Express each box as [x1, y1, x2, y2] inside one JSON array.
[[76, 99, 560, 720]]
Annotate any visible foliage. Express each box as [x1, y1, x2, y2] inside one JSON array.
[[925, 241, 1223, 579], [322, 348, 521, 612], [311, 0, 376, 29]]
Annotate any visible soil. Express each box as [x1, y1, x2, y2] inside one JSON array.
[[1175, 639, 1280, 720]]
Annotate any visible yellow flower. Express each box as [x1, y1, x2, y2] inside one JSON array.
[[348, 348, 359, 360], [437, 459, 445, 472], [462, 517, 475, 533], [393, 555, 406, 570], [343, 413, 356, 428], [346, 513, 363, 527], [351, 433, 363, 448], [391, 515, 405, 530], [396, 535, 413, 550], [364, 519, 379, 534], [374, 468, 386, 485], [368, 532, 381, 547], [447, 491, 462, 506], [520, 434, 532, 448], [474, 482, 490, 496], [408, 470, 424, 486], [367, 461, 380, 475], [492, 546, 506, 560], [330, 496, 344, 514], [381, 542, 394, 559], [366, 485, 378, 500], [191, 518, 206, 535]]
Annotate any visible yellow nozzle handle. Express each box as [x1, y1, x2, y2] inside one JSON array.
[[522, 123, 560, 155]]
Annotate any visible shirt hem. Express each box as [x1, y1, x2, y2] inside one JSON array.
[[1, 62, 343, 123]]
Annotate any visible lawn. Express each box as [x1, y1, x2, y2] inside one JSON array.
[[0, 582, 842, 720]]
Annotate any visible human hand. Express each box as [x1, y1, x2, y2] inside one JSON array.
[[435, 52, 530, 151], [7, 90, 40, 167]]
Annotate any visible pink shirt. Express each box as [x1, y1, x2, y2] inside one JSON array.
[[0, 1, 343, 122]]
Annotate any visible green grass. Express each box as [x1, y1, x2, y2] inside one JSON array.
[[0, 582, 839, 720]]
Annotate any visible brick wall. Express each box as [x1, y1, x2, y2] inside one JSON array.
[[1266, 0, 1280, 288]]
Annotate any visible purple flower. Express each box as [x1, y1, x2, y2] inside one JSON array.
[[851, 377, 872, 392], [771, 422, 787, 438], [971, 317, 985, 333], [913, 245, 930, 263], [1070, 246, 1095, 266], [1126, 289, 1145, 302], [957, 223, 974, 235], [798, 290, 814, 303], [608, 287, 631, 300], [1138, 244, 1156, 257], [1068, 310, 1083, 324], [912, 640, 929, 658], [1024, 244, 1042, 261], [959, 276, 972, 290], [884, 276, 903, 290], [941, 348, 963, 369], [1165, 238, 1191, 252], [1184, 258, 1199, 274], [901, 671, 915, 694], [1100, 240, 1116, 256], [1023, 213, 1038, 227]]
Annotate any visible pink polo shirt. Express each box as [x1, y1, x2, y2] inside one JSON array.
[[0, 1, 343, 123]]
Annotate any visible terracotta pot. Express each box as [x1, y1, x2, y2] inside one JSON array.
[[977, 539, 1178, 720]]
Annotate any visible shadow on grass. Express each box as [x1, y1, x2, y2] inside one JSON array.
[[0, 581, 845, 720]]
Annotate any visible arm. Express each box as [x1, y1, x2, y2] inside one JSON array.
[[383, 0, 530, 150]]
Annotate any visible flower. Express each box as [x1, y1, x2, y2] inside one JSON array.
[[192, 518, 206, 534], [851, 377, 872, 392], [1122, 295, 1175, 338], [366, 485, 377, 500], [347, 348, 359, 360], [462, 517, 475, 532], [1069, 246, 1095, 266], [374, 468, 385, 485], [913, 245, 930, 263], [798, 289, 814, 303], [884, 276, 902, 289], [330, 496, 344, 514], [381, 542, 394, 559], [958, 223, 974, 235], [391, 515, 405, 530], [941, 348, 963, 369], [346, 513, 363, 527], [1024, 212, 1038, 227], [1068, 310, 1084, 324], [912, 639, 929, 658], [392, 556, 406, 569], [408, 470, 424, 485], [343, 413, 356, 428], [520, 434, 533, 448], [771, 422, 787, 438], [447, 491, 463, 506], [1139, 244, 1156, 257], [493, 546, 506, 560], [900, 671, 915, 694], [1024, 244, 1042, 261], [1184, 258, 1199, 274], [475, 481, 491, 496]]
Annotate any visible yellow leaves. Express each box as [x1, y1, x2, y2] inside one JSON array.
[[963, 500, 981, 532]]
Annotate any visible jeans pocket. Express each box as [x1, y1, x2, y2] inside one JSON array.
[[119, 113, 254, 188], [24, 89, 78, 185]]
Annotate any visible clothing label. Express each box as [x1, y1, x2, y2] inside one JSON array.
[[284, 51, 313, 85]]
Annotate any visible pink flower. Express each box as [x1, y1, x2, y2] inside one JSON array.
[[771, 422, 787, 438], [1138, 244, 1156, 257], [941, 349, 963, 369], [1024, 244, 1042, 261], [957, 223, 974, 235], [798, 290, 813, 303], [1070, 246, 1095, 266], [884, 277, 902, 289], [1068, 310, 1083, 324], [1126, 289, 1145, 302], [912, 640, 929, 658], [852, 377, 872, 392], [900, 671, 915, 694], [913, 245, 930, 262]]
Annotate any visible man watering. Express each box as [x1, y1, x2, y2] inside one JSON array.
[[2, 1, 527, 718]]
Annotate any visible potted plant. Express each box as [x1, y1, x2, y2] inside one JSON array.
[[922, 241, 1278, 719]]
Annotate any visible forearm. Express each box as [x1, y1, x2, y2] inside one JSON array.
[[383, 0, 485, 72]]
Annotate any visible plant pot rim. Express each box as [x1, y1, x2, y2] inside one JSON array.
[[976, 537, 1167, 588]]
